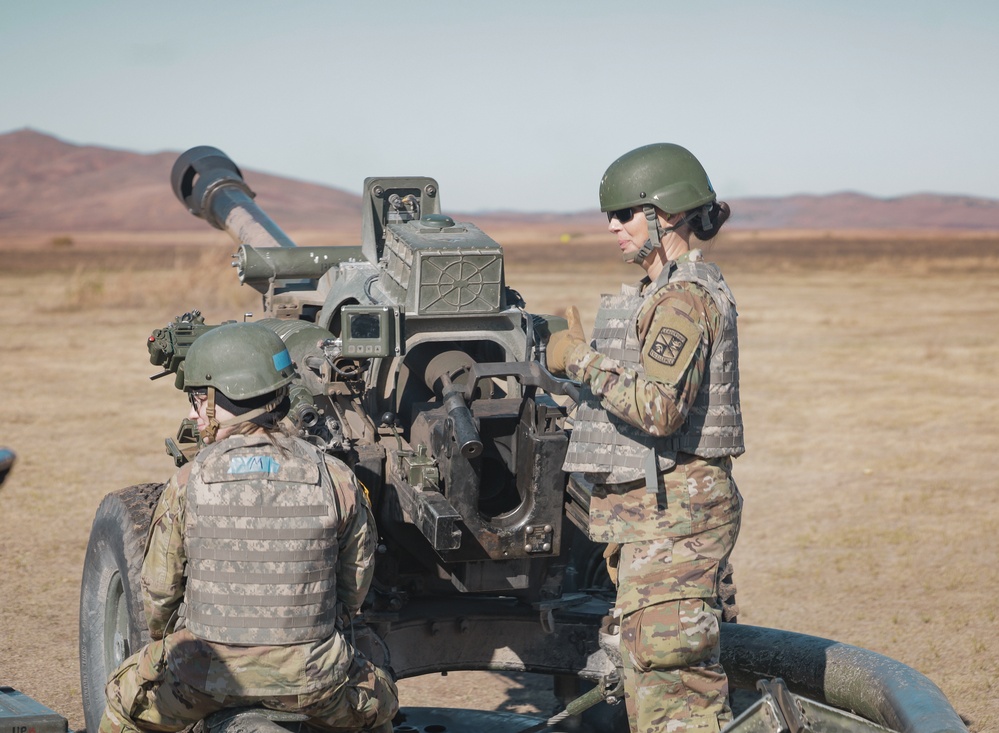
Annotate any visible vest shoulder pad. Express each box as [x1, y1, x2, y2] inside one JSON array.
[[196, 434, 321, 485]]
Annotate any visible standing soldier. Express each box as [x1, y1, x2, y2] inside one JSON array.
[[99, 322, 398, 733], [548, 144, 744, 732]]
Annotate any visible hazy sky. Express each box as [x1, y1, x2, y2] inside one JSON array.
[[2, 1, 997, 212]]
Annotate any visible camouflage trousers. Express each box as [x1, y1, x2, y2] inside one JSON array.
[[612, 519, 741, 733], [99, 632, 398, 733], [619, 599, 729, 733]]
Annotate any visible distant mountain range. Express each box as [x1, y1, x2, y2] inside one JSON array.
[[2, 128, 998, 233]]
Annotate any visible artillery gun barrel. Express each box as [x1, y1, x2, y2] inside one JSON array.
[[171, 146, 298, 249]]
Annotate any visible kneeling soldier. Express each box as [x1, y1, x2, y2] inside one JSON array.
[[100, 322, 398, 733]]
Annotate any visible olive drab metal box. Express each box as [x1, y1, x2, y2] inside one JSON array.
[[0, 687, 68, 733]]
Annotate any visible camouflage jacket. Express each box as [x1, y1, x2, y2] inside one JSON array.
[[564, 250, 743, 543], [565, 251, 727, 439], [139, 430, 377, 694]]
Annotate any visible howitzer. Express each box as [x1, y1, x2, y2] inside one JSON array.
[[165, 145, 580, 587], [77, 147, 970, 733]]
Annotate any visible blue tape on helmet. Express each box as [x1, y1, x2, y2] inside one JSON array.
[[273, 349, 292, 371]]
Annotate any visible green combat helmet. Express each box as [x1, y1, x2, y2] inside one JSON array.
[[184, 322, 296, 441], [599, 143, 717, 265]]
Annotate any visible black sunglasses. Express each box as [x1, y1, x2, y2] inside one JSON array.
[[606, 207, 637, 224], [188, 389, 208, 411]]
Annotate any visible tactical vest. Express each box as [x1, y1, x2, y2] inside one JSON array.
[[183, 432, 342, 645], [563, 251, 744, 486]]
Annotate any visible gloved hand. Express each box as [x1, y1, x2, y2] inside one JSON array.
[[546, 305, 586, 375], [602, 542, 622, 586]]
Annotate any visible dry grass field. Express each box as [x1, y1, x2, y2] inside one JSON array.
[[1, 229, 997, 732]]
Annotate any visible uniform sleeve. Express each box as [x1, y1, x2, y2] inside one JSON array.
[[565, 286, 714, 437], [326, 458, 377, 616], [140, 465, 190, 640]]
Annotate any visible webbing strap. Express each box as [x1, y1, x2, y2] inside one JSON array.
[[187, 544, 332, 563], [633, 205, 663, 265], [187, 525, 330, 540], [194, 590, 333, 608], [188, 609, 338, 630], [204, 387, 221, 443], [195, 504, 328, 518], [664, 433, 742, 451], [189, 566, 335, 584]]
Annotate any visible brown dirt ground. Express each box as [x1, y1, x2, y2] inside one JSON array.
[[1, 229, 997, 732]]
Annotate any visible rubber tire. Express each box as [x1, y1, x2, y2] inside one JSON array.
[[79, 483, 165, 733]]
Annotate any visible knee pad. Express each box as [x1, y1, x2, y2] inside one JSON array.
[[623, 598, 720, 673]]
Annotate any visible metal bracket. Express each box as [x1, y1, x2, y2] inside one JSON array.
[[523, 523, 554, 554], [757, 678, 811, 733]]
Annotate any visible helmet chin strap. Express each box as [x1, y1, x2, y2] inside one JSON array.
[[624, 205, 685, 266], [203, 387, 221, 444], [201, 386, 284, 444]]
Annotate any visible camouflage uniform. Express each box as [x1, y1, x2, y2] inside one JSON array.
[[99, 431, 398, 733], [563, 250, 743, 733]]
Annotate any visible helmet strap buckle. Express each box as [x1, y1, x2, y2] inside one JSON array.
[[203, 386, 221, 443], [627, 205, 664, 266], [699, 204, 713, 232]]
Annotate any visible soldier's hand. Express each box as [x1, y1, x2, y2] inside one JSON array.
[[602, 542, 622, 586], [335, 601, 353, 630], [546, 306, 586, 375]]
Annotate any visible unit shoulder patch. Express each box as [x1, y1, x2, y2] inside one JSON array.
[[640, 306, 702, 383], [648, 327, 688, 367]]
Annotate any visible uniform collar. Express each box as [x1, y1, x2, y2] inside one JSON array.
[[645, 248, 703, 290]]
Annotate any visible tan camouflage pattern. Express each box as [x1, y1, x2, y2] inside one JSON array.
[[608, 516, 739, 733], [587, 283, 646, 364], [587, 455, 741, 544], [564, 288, 705, 438], [183, 434, 348, 645], [143, 436, 376, 641], [564, 251, 741, 455], [563, 250, 745, 489], [613, 511, 741, 616], [561, 282, 688, 482], [562, 251, 744, 732], [659, 256, 744, 459], [100, 429, 395, 733], [99, 628, 398, 733], [620, 599, 730, 733], [142, 465, 190, 642], [640, 299, 704, 385]]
